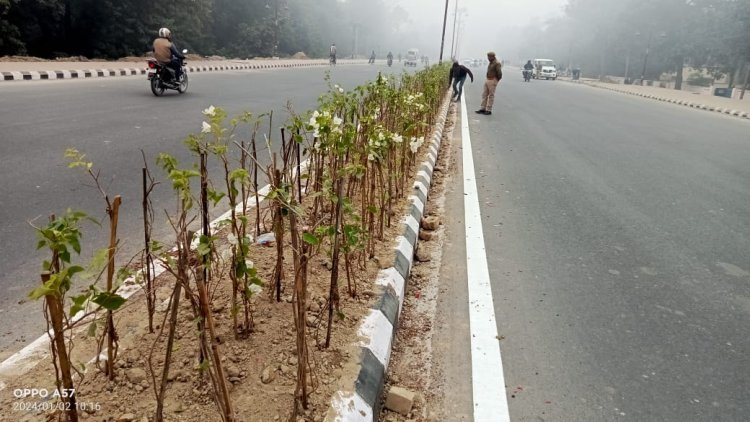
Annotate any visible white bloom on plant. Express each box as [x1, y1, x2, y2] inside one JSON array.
[[308, 116, 318, 127], [245, 259, 254, 269], [409, 136, 421, 153], [202, 105, 216, 117], [227, 233, 238, 246], [323, 110, 331, 118], [378, 131, 385, 141], [313, 129, 320, 138], [338, 87, 344, 93], [333, 116, 343, 126], [248, 283, 262, 296], [201, 121, 211, 133], [394, 134, 403, 144], [312, 110, 320, 118], [368, 152, 376, 161]]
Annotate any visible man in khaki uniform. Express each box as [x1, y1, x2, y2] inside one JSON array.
[[476, 51, 502, 115]]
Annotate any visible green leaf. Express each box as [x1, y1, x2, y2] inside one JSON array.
[[86, 321, 98, 338], [302, 233, 320, 246], [29, 284, 56, 300], [69, 293, 90, 317], [92, 292, 127, 311]]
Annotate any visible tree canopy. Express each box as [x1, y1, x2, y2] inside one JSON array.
[[0, 0, 405, 59], [513, 0, 750, 87]]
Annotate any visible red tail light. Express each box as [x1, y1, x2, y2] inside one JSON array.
[[148, 61, 156, 69]]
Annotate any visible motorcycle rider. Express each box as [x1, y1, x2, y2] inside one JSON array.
[[369, 50, 376, 64], [387, 51, 393, 65], [523, 59, 534, 79], [153, 27, 185, 81]]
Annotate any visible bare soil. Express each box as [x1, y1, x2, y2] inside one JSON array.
[[0, 139, 435, 422], [378, 104, 457, 422]]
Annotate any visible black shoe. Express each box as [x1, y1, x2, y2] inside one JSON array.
[[484, 110, 492, 115], [475, 109, 486, 114]]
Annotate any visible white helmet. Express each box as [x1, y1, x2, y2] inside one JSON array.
[[158, 27, 171, 39]]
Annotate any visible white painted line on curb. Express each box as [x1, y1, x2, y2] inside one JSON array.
[[460, 94, 511, 422], [357, 310, 394, 367]]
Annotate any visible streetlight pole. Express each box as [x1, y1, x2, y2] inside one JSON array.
[[439, 0, 450, 64], [449, 0, 459, 59], [639, 31, 653, 85]]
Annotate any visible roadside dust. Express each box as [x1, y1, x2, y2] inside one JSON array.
[[378, 103, 457, 422]]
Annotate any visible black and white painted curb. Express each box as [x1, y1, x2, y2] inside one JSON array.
[[324, 91, 452, 422], [572, 81, 750, 120], [0, 60, 362, 82]]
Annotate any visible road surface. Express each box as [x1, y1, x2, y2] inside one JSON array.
[[435, 72, 750, 421]]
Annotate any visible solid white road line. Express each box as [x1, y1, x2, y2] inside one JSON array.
[[460, 94, 511, 422]]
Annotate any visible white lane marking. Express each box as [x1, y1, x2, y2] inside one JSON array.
[[460, 94, 511, 422]]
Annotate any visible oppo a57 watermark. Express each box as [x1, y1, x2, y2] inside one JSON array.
[[13, 388, 76, 399]]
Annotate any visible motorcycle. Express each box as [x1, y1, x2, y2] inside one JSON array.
[[387, 57, 393, 67], [147, 49, 189, 96], [522, 68, 532, 82]]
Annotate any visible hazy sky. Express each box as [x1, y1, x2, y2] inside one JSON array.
[[387, 0, 568, 59]]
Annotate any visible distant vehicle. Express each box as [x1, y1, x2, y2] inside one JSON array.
[[533, 58, 557, 80], [462, 59, 472, 67], [404, 48, 419, 67]]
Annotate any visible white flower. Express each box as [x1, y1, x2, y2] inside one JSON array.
[[394, 134, 403, 144], [323, 110, 331, 118], [202, 105, 216, 117], [201, 121, 211, 133], [409, 136, 422, 153], [368, 152, 376, 161], [245, 259, 254, 269], [333, 116, 343, 126], [378, 132, 385, 141], [338, 87, 344, 93], [248, 284, 262, 295], [308, 116, 318, 127], [227, 233, 238, 246], [334, 84, 340, 90], [313, 129, 320, 138], [312, 110, 320, 118]]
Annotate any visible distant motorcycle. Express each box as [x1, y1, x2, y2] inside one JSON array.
[[147, 49, 188, 96], [387, 57, 393, 67], [522, 69, 532, 82]]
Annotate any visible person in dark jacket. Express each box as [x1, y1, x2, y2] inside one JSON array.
[[153, 27, 185, 81], [449, 59, 474, 102]]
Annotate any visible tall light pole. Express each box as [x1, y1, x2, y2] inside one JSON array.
[[449, 0, 459, 60], [439, 0, 450, 64]]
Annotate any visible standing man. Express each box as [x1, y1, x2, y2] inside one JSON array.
[[476, 51, 502, 115], [329, 43, 337, 65], [449, 59, 474, 102]]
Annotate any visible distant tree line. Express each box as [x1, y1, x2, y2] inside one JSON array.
[[517, 0, 750, 89], [0, 0, 409, 59]]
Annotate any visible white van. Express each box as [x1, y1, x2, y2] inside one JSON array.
[[533, 59, 557, 80], [405, 48, 419, 67]]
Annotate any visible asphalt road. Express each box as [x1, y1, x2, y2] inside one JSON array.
[[0, 63, 405, 358], [449, 73, 750, 421]]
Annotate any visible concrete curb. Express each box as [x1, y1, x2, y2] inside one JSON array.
[[565, 80, 750, 121], [0, 60, 363, 82], [324, 91, 452, 422]]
